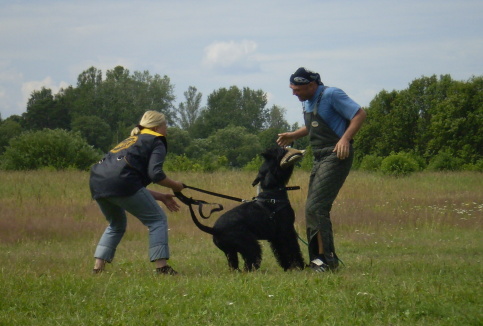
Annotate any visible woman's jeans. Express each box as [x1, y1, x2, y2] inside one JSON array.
[[94, 188, 169, 263]]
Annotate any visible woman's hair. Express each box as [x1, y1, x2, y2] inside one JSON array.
[[131, 110, 166, 136]]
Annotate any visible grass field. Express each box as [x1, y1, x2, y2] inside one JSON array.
[[0, 170, 481, 325]]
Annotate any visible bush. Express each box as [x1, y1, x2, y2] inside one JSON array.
[[427, 151, 463, 171], [300, 146, 313, 171], [380, 152, 420, 176], [164, 154, 203, 172], [243, 155, 263, 172], [164, 154, 228, 172], [71, 115, 113, 152], [199, 154, 229, 172], [406, 152, 427, 170], [359, 155, 383, 172], [0, 129, 101, 171], [462, 159, 483, 172]]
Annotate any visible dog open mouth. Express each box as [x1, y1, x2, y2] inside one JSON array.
[[280, 148, 305, 168]]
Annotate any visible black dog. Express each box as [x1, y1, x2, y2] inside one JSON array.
[[186, 147, 305, 272]]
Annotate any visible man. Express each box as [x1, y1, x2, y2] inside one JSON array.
[[277, 67, 366, 272]]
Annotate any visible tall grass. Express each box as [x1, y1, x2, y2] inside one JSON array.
[[0, 170, 481, 325]]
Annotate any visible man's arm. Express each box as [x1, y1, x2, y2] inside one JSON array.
[[276, 126, 309, 147], [333, 108, 366, 159]]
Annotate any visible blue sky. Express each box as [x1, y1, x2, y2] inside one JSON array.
[[1, 0, 481, 125]]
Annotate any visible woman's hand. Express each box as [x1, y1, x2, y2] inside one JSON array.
[[149, 190, 181, 212], [157, 178, 185, 193], [171, 181, 185, 193], [158, 193, 181, 212]]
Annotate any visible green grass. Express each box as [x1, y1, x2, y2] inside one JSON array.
[[0, 170, 481, 325]]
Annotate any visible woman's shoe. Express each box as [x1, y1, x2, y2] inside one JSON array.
[[156, 265, 178, 275]]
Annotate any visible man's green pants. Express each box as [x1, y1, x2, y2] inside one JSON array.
[[306, 146, 353, 267]]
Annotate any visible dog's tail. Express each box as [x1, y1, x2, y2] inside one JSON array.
[[175, 192, 216, 235]]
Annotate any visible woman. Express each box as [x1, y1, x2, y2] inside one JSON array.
[[89, 110, 184, 275]]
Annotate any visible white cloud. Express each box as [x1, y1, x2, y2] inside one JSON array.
[[0, 0, 481, 123], [202, 40, 260, 73]]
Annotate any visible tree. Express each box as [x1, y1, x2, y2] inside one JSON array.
[[100, 66, 134, 130], [131, 70, 176, 124], [382, 90, 420, 154], [185, 138, 213, 161], [266, 105, 290, 130], [240, 87, 268, 132], [206, 125, 262, 167], [257, 128, 283, 151], [288, 122, 310, 150], [23, 87, 70, 131], [355, 74, 482, 168], [70, 66, 103, 118], [176, 86, 202, 130], [192, 86, 268, 138], [426, 77, 483, 163], [354, 89, 399, 158], [70, 66, 177, 145], [71, 115, 112, 152], [77, 66, 103, 88], [0, 119, 22, 154], [102, 67, 176, 134], [166, 127, 192, 156], [404, 74, 453, 156]]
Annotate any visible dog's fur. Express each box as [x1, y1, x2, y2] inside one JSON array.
[[190, 147, 305, 271]]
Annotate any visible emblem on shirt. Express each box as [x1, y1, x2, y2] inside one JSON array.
[[110, 136, 138, 153], [311, 121, 319, 128]]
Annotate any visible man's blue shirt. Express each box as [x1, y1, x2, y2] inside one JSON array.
[[304, 86, 360, 138]]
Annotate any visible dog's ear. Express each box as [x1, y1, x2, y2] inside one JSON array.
[[260, 151, 272, 160], [252, 164, 267, 186], [253, 150, 272, 186]]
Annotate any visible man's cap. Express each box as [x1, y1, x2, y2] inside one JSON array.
[[289, 67, 323, 85]]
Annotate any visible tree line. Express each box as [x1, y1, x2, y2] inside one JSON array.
[[0, 66, 481, 172], [354, 74, 482, 172]]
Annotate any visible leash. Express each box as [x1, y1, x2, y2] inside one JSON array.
[[181, 184, 251, 203], [182, 184, 300, 203], [297, 233, 309, 246], [176, 184, 344, 266], [174, 184, 253, 220], [176, 184, 301, 219], [174, 191, 224, 219]]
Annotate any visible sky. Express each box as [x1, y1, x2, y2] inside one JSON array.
[[1, 0, 482, 125]]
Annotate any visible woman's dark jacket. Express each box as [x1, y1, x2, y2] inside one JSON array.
[[89, 129, 168, 199]]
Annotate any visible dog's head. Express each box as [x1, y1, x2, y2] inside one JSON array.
[[251, 147, 304, 191]]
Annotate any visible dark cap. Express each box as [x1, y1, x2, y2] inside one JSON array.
[[289, 67, 323, 85]]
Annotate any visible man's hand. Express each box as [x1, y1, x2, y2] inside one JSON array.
[[333, 108, 366, 159], [333, 138, 351, 160], [276, 132, 295, 147], [277, 127, 309, 147]]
